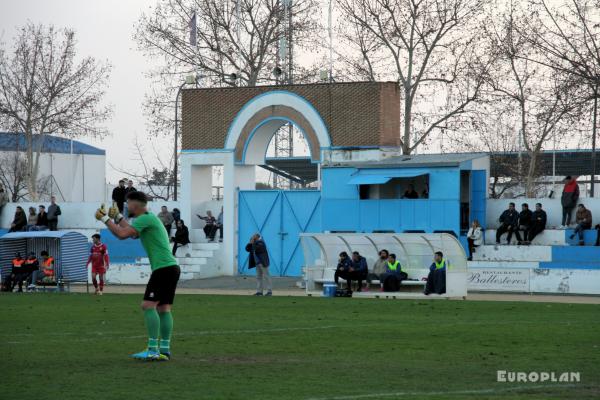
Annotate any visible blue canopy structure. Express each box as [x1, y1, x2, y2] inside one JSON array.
[[0, 231, 89, 283]]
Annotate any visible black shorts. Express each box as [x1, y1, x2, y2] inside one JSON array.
[[143, 266, 181, 305]]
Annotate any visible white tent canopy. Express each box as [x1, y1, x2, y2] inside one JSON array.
[[300, 233, 467, 298]]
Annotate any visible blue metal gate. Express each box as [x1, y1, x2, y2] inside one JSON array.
[[238, 190, 322, 276]]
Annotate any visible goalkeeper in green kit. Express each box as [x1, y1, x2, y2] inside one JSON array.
[[95, 191, 180, 361]]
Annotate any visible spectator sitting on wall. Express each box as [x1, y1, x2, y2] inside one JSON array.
[[528, 203, 547, 244], [561, 176, 580, 228], [26, 206, 38, 231], [466, 220, 483, 261], [495, 202, 519, 245], [171, 219, 190, 256], [0, 185, 8, 217], [36, 205, 49, 231], [366, 249, 389, 291], [158, 205, 175, 236], [514, 203, 533, 245], [8, 206, 27, 232], [197, 210, 217, 241], [424, 251, 448, 295], [334, 251, 352, 290], [402, 184, 419, 199], [47, 196, 61, 231], [569, 204, 592, 246], [111, 180, 127, 213]]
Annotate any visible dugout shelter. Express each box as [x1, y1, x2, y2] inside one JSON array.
[[301, 232, 468, 298], [0, 231, 89, 288]]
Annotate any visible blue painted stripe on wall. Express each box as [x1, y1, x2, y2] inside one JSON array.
[[564, 229, 598, 246], [99, 229, 146, 263], [538, 262, 600, 270], [552, 245, 600, 263]]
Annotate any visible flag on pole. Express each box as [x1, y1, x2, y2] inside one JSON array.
[[188, 11, 197, 46]]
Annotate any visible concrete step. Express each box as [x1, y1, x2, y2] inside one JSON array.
[[190, 242, 221, 251], [484, 229, 566, 246], [190, 228, 222, 243], [472, 245, 552, 262], [468, 260, 540, 269]]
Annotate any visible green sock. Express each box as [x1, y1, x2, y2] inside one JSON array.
[[159, 311, 173, 353], [144, 308, 160, 351]]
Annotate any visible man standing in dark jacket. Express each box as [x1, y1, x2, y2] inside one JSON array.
[[528, 203, 547, 243], [112, 180, 127, 213], [496, 202, 519, 245], [561, 176, 579, 227], [245, 233, 272, 296], [514, 203, 532, 245], [47, 196, 61, 231]]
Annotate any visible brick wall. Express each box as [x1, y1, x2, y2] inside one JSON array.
[[181, 81, 401, 151]]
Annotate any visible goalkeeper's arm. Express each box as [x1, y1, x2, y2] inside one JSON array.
[[96, 205, 138, 240]]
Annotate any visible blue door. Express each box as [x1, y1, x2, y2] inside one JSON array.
[[470, 170, 487, 228], [238, 190, 322, 276]]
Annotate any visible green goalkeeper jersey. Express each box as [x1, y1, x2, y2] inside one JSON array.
[[132, 212, 178, 271]]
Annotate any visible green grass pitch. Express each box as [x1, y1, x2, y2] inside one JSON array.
[[1, 293, 599, 400]]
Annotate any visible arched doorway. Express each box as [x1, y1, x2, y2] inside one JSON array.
[[228, 91, 330, 276]]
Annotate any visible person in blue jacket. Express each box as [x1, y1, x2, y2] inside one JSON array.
[[334, 251, 368, 292], [424, 251, 448, 295]]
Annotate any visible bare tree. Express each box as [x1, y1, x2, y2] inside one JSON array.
[[135, 0, 322, 137], [337, 0, 493, 154], [0, 23, 112, 200], [521, 0, 600, 194], [0, 151, 28, 202], [111, 137, 176, 201], [484, 2, 585, 197]]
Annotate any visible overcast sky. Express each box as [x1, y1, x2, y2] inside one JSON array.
[[0, 0, 169, 184]]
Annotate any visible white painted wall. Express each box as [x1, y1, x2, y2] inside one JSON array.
[[2, 151, 106, 202], [486, 198, 600, 229]]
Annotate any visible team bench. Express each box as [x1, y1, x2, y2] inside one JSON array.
[[305, 266, 428, 294]]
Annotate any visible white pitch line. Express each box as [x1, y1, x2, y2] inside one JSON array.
[[305, 383, 586, 400]]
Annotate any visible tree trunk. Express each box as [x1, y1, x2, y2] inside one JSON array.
[[25, 132, 39, 201], [525, 150, 538, 198]]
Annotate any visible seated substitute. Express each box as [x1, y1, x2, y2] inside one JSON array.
[[32, 250, 55, 286], [7, 253, 25, 292], [424, 251, 448, 295], [334, 251, 368, 292], [380, 253, 408, 292], [366, 249, 389, 290]]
